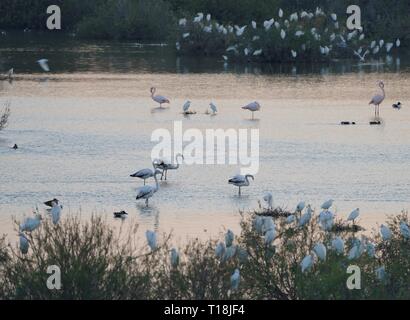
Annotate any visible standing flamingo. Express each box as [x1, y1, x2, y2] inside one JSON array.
[[136, 169, 162, 207], [228, 174, 254, 196], [369, 81, 385, 118], [242, 101, 261, 119], [150, 87, 170, 108], [153, 154, 184, 181], [130, 161, 158, 185]]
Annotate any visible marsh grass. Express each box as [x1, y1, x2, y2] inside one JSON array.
[[0, 210, 409, 300]]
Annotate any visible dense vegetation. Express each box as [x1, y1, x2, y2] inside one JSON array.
[[0, 207, 409, 300], [0, 0, 409, 42]]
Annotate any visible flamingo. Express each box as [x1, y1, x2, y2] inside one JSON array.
[[130, 161, 157, 185], [153, 153, 184, 181], [150, 87, 170, 108], [136, 169, 162, 207], [369, 81, 385, 118], [228, 174, 254, 196], [242, 101, 261, 120]]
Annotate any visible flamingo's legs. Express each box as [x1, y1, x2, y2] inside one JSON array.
[[238, 186, 241, 196]]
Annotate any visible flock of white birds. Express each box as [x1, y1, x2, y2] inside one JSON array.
[[176, 8, 402, 63]]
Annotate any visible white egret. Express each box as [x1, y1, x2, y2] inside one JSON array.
[[231, 269, 240, 290], [146, 230, 157, 251], [286, 215, 296, 224], [330, 33, 336, 41], [296, 201, 306, 213], [278, 8, 283, 18], [253, 216, 264, 234], [235, 25, 246, 37], [367, 242, 376, 258], [175, 42, 181, 51], [215, 242, 226, 259], [150, 87, 170, 108], [372, 45, 380, 55], [289, 13, 298, 22], [193, 13, 203, 23], [301, 11, 309, 19], [203, 26, 212, 33], [263, 19, 274, 30], [251, 21, 257, 29], [319, 210, 334, 231], [354, 49, 369, 62], [369, 80, 385, 118], [244, 48, 249, 56], [295, 31, 304, 37], [225, 230, 235, 247], [348, 242, 361, 260], [20, 214, 42, 232], [385, 42, 394, 53], [253, 49, 263, 56], [263, 192, 273, 210], [228, 174, 254, 196], [136, 169, 162, 207], [37, 59, 50, 72], [206, 14, 211, 22], [299, 206, 312, 227], [331, 13, 337, 21], [284, 20, 289, 28], [347, 208, 360, 224], [153, 154, 184, 181], [380, 224, 392, 241], [396, 38, 401, 47], [262, 217, 275, 233], [375, 266, 386, 281], [264, 229, 276, 246], [182, 32, 190, 38], [332, 237, 344, 254], [400, 222, 410, 239], [274, 22, 280, 29], [170, 248, 180, 267], [223, 245, 237, 261], [280, 29, 286, 40], [379, 39, 384, 48], [359, 33, 365, 41], [179, 18, 187, 26], [314, 243, 327, 261], [291, 50, 297, 58], [301, 254, 314, 273], [51, 201, 61, 225], [370, 40, 376, 49], [252, 36, 260, 41], [321, 199, 334, 211], [242, 101, 261, 119], [19, 232, 29, 254]]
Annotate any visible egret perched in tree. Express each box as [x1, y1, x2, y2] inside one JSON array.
[[296, 201, 306, 213], [20, 214, 42, 232], [347, 208, 360, 225], [19, 232, 29, 254], [253, 49, 263, 56], [314, 243, 327, 261], [231, 269, 240, 290], [146, 230, 157, 251], [400, 222, 410, 239], [251, 21, 257, 29], [150, 87, 170, 108], [263, 192, 273, 210], [225, 230, 235, 247], [235, 25, 246, 36], [179, 18, 187, 26], [376, 266, 386, 281], [291, 50, 297, 58], [321, 199, 334, 211], [223, 245, 237, 261], [136, 169, 162, 207], [262, 217, 275, 233], [228, 174, 254, 196], [170, 248, 180, 267], [367, 242, 376, 258], [396, 39, 401, 47], [348, 240, 362, 260], [301, 254, 314, 273], [299, 205, 312, 227], [330, 13, 337, 21], [286, 215, 296, 224], [215, 242, 226, 259], [332, 237, 344, 254], [264, 229, 276, 246], [319, 210, 334, 231], [242, 101, 261, 120], [37, 59, 50, 72], [253, 216, 264, 234], [280, 29, 286, 40], [182, 32, 190, 39]]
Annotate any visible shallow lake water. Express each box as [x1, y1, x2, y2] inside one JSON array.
[[1, 33, 410, 241]]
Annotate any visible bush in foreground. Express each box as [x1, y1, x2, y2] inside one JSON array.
[[0, 208, 409, 300]]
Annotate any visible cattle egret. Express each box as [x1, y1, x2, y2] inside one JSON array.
[[347, 208, 360, 224], [296, 201, 306, 213], [231, 269, 240, 290], [146, 230, 157, 251], [400, 222, 410, 239], [264, 229, 276, 246], [170, 248, 180, 267], [278, 9, 283, 18], [280, 29, 286, 40], [51, 202, 61, 225], [251, 21, 257, 29], [20, 214, 42, 232], [396, 39, 401, 47], [301, 254, 314, 273], [314, 243, 327, 261], [215, 242, 226, 259], [286, 215, 296, 224], [19, 232, 29, 254], [321, 199, 334, 211], [332, 237, 344, 254], [262, 217, 275, 233], [263, 192, 273, 210], [225, 230, 235, 247]]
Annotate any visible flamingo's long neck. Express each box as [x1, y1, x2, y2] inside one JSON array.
[[151, 88, 156, 98], [175, 155, 182, 169], [380, 85, 385, 98]]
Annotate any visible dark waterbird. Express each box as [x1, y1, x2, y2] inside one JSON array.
[[113, 211, 128, 219], [44, 198, 59, 208]]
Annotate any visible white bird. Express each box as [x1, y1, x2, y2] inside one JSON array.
[[206, 14, 211, 22], [170, 248, 180, 267], [295, 31, 304, 37], [253, 216, 264, 234], [223, 245, 237, 261], [252, 35, 260, 41], [228, 174, 254, 196], [225, 230, 235, 247], [301, 254, 314, 273], [300, 11, 309, 19], [370, 40, 376, 49], [289, 13, 298, 22], [20, 214, 42, 232], [263, 19, 274, 30], [278, 8, 283, 18], [244, 48, 249, 56], [359, 33, 365, 41], [348, 241, 361, 260], [37, 59, 50, 72], [280, 29, 286, 40], [385, 42, 394, 53], [330, 33, 336, 42], [274, 22, 280, 29], [347, 208, 360, 224], [51, 201, 61, 225], [193, 13, 203, 23], [372, 45, 380, 55], [251, 21, 257, 29], [146, 230, 157, 251], [263, 192, 273, 210], [400, 222, 410, 239], [380, 224, 392, 241], [150, 87, 170, 108], [314, 243, 327, 261], [235, 25, 247, 37], [203, 26, 212, 33], [264, 229, 276, 246], [296, 201, 306, 213], [209, 102, 218, 114], [286, 215, 296, 224], [262, 217, 275, 233], [19, 232, 29, 254], [367, 242, 376, 258], [330, 13, 337, 21], [253, 49, 263, 56], [375, 266, 386, 281], [291, 50, 297, 58], [354, 49, 369, 62], [242, 101, 261, 119], [299, 206, 312, 227], [321, 199, 334, 211], [179, 18, 187, 26], [369, 80, 385, 118], [130, 165, 156, 185], [153, 154, 184, 181], [183, 100, 192, 113], [136, 169, 162, 207], [215, 242, 226, 259], [379, 39, 384, 48], [175, 42, 181, 51], [396, 38, 401, 47], [332, 237, 344, 254], [231, 269, 240, 290], [319, 210, 334, 231], [182, 32, 190, 38]]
